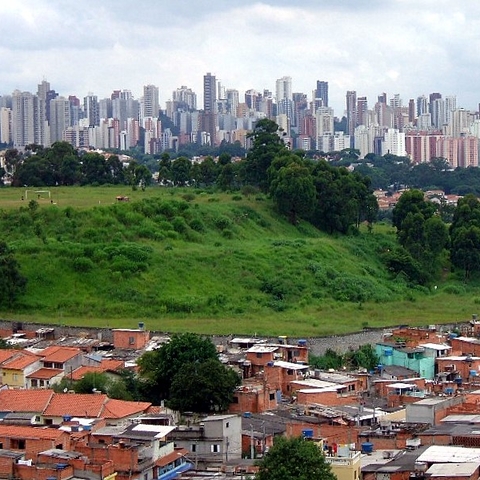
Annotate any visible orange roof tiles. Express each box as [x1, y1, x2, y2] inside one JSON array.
[[70, 366, 103, 381], [0, 349, 23, 364], [39, 346, 82, 363], [71, 360, 124, 381], [0, 424, 66, 440], [26, 368, 64, 380], [155, 448, 189, 467], [101, 399, 152, 419], [0, 389, 54, 412], [2, 352, 40, 370], [43, 393, 108, 417]]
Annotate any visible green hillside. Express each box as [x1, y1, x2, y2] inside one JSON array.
[[0, 186, 477, 336]]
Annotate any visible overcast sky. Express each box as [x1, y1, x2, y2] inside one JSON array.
[[2, 0, 480, 115]]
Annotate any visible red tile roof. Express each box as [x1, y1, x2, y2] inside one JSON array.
[[26, 368, 64, 380], [0, 389, 54, 412], [155, 448, 189, 467], [39, 346, 82, 363], [0, 424, 66, 440], [43, 393, 108, 417], [101, 399, 151, 419], [70, 360, 124, 381], [2, 351, 39, 370], [0, 349, 24, 364]]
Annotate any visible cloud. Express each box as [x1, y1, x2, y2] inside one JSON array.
[[1, 0, 480, 116]]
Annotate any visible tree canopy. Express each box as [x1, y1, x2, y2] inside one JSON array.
[[137, 333, 239, 411], [255, 436, 337, 480]]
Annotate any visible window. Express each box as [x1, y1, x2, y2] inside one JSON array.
[[287, 369, 293, 375], [269, 393, 275, 401], [407, 353, 414, 359], [256, 352, 263, 359], [232, 397, 239, 404], [293, 349, 300, 357], [191, 444, 196, 452], [45, 419, 53, 425], [129, 336, 135, 345], [35, 416, 40, 422], [211, 444, 220, 453], [144, 474, 148, 480], [12, 374, 18, 382], [226, 422, 229, 428], [31, 379, 38, 388], [11, 439, 25, 449]]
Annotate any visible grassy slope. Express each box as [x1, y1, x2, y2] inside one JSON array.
[[0, 186, 478, 336]]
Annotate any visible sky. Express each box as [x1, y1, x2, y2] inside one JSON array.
[[2, 0, 480, 116]]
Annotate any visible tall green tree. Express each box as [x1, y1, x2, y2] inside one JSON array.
[[270, 162, 316, 224], [168, 358, 240, 413], [244, 119, 287, 191], [255, 436, 336, 480], [137, 333, 218, 403], [0, 242, 27, 307]]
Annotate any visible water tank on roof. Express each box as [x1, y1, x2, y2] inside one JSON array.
[[83, 425, 91, 431], [361, 442, 374, 454], [138, 322, 145, 330], [62, 415, 72, 422], [302, 429, 314, 438], [445, 387, 454, 395], [455, 377, 463, 385], [470, 370, 478, 377], [266, 361, 274, 367], [243, 412, 252, 418], [298, 339, 307, 347]]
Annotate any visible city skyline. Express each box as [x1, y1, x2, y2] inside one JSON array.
[[2, 1, 480, 114]]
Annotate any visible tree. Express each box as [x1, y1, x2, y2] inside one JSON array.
[[171, 157, 192, 186], [244, 119, 287, 191], [270, 162, 316, 224], [0, 242, 27, 307], [168, 358, 240, 413], [137, 333, 218, 403], [392, 190, 436, 232], [255, 436, 337, 480]]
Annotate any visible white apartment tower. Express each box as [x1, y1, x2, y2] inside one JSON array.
[[11, 90, 37, 148]]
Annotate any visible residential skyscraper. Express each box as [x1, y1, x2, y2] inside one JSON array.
[[315, 81, 328, 108], [356, 96, 368, 127], [275, 76, 293, 120], [143, 84, 159, 118], [11, 90, 37, 148], [84, 94, 100, 127], [49, 96, 71, 143], [346, 90, 357, 141], [203, 73, 216, 113]]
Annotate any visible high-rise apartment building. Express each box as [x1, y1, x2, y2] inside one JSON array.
[[143, 84, 159, 119], [275, 76, 293, 120], [173, 86, 197, 111], [11, 90, 37, 148], [49, 96, 71, 144], [203, 73, 216, 113], [84, 94, 100, 127], [346, 90, 357, 142], [356, 97, 368, 127], [0, 107, 11, 144], [315, 81, 328, 108]]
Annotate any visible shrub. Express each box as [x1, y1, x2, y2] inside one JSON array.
[[215, 216, 232, 230], [182, 193, 195, 202], [72, 257, 95, 273]]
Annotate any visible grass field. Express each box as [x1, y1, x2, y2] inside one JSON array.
[[0, 185, 478, 336]]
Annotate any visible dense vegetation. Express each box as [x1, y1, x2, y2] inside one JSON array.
[[0, 185, 480, 336]]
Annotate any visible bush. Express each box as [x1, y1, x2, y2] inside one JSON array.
[[72, 257, 95, 273], [182, 193, 195, 202], [215, 216, 232, 230]]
